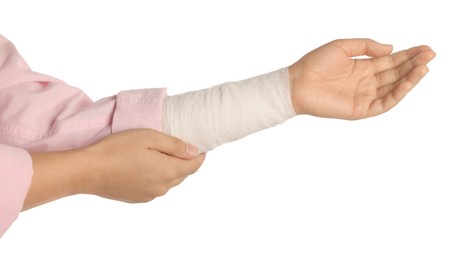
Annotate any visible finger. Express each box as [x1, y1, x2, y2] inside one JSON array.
[[392, 65, 430, 101], [375, 48, 436, 88], [376, 84, 395, 100], [169, 176, 188, 189], [375, 54, 421, 89], [331, 38, 393, 58], [160, 153, 206, 179], [369, 65, 429, 116], [175, 153, 206, 175], [372, 45, 434, 74], [146, 130, 200, 159]]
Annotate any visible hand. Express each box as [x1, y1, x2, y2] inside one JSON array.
[[24, 129, 205, 210], [289, 38, 436, 119], [83, 129, 205, 203]]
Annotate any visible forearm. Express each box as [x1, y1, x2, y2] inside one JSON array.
[[162, 67, 296, 152], [23, 150, 88, 211]]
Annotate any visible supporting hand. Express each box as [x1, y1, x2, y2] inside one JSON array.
[[24, 129, 205, 210]]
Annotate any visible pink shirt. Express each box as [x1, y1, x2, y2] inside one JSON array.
[[0, 34, 166, 237]]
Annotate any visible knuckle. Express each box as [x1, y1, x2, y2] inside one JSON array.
[[188, 164, 200, 175], [139, 187, 169, 202], [140, 196, 154, 203], [331, 39, 343, 44], [154, 187, 170, 197]]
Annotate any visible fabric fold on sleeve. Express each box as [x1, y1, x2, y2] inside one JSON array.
[[0, 34, 168, 237]]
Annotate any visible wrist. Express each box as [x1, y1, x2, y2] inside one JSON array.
[[62, 148, 93, 196], [288, 65, 302, 115], [24, 149, 89, 210], [76, 144, 108, 196]]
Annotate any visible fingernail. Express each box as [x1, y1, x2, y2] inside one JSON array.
[[186, 143, 199, 156]]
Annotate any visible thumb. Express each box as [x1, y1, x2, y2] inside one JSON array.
[[147, 130, 200, 159], [332, 38, 393, 58]]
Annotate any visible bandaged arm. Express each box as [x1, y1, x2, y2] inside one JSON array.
[[162, 67, 296, 153]]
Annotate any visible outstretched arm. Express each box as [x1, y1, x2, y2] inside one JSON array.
[[162, 38, 436, 152]]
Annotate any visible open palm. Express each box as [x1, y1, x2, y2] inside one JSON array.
[[289, 39, 436, 119]]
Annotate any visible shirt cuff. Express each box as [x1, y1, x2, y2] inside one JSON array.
[[0, 144, 33, 238], [112, 88, 167, 133]]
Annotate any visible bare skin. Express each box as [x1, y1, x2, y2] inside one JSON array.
[[289, 38, 436, 119], [22, 38, 435, 211], [23, 129, 205, 210]]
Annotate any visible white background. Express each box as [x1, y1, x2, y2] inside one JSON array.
[[0, 0, 467, 259]]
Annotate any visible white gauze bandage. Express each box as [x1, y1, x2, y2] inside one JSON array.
[[161, 67, 296, 153]]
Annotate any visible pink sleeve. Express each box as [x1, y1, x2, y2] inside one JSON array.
[[1, 34, 166, 151], [0, 144, 33, 238], [0, 34, 166, 236]]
